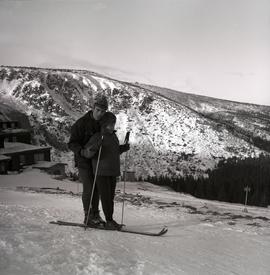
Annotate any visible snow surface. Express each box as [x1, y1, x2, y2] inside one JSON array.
[[0, 79, 21, 97], [91, 76, 119, 91], [1, 169, 270, 275]]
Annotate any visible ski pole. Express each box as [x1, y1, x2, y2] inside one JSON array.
[[121, 131, 130, 226], [121, 151, 128, 226], [85, 135, 104, 230]]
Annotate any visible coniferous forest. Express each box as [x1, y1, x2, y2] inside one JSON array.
[[147, 154, 270, 207]]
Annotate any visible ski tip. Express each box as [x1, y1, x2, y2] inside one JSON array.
[[159, 227, 168, 235]]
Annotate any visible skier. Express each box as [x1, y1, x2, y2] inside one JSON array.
[[68, 94, 109, 226], [83, 111, 130, 230]]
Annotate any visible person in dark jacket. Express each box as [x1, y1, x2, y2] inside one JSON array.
[[84, 112, 130, 230], [68, 94, 109, 226]]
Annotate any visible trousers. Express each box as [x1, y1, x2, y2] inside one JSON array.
[[78, 167, 99, 215], [96, 176, 117, 221]]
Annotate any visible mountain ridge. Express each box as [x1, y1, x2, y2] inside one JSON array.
[[0, 65, 269, 178]]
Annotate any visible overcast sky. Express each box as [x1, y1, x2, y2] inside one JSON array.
[[0, 0, 269, 105]]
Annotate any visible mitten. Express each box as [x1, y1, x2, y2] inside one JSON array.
[[80, 148, 94, 159], [120, 143, 130, 153]]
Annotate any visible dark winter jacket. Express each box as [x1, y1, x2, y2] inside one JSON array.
[[68, 111, 100, 169], [84, 131, 128, 176]]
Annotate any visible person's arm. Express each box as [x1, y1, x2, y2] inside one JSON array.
[[82, 133, 103, 159], [68, 121, 83, 155]]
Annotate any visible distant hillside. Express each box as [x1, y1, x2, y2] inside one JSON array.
[[0, 65, 269, 178], [136, 83, 270, 152]]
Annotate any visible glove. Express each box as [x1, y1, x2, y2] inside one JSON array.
[[80, 148, 95, 159], [81, 134, 103, 159], [121, 143, 130, 153]]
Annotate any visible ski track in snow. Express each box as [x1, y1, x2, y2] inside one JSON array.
[[0, 170, 270, 275]]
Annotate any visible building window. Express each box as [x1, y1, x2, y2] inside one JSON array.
[[12, 136, 17, 142], [11, 122, 16, 129], [3, 123, 7, 129]]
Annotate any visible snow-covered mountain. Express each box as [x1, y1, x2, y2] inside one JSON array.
[[0, 66, 269, 178]]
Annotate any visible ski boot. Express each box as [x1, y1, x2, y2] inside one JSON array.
[[84, 211, 105, 228], [105, 220, 122, 230], [93, 211, 106, 226]]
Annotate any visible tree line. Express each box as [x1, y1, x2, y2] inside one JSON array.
[[147, 154, 270, 207]]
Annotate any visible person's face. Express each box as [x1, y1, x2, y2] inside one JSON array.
[[93, 105, 106, 121]]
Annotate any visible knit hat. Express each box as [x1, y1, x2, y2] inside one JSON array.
[[100, 111, 116, 126], [94, 94, 108, 110]]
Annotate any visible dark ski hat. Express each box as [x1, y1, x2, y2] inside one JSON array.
[[94, 94, 108, 110], [100, 111, 116, 126]]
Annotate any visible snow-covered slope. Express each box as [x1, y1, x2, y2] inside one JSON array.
[[0, 170, 270, 275], [0, 66, 269, 178], [138, 84, 270, 147]]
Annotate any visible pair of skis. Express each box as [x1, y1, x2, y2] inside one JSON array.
[[50, 220, 168, 237]]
